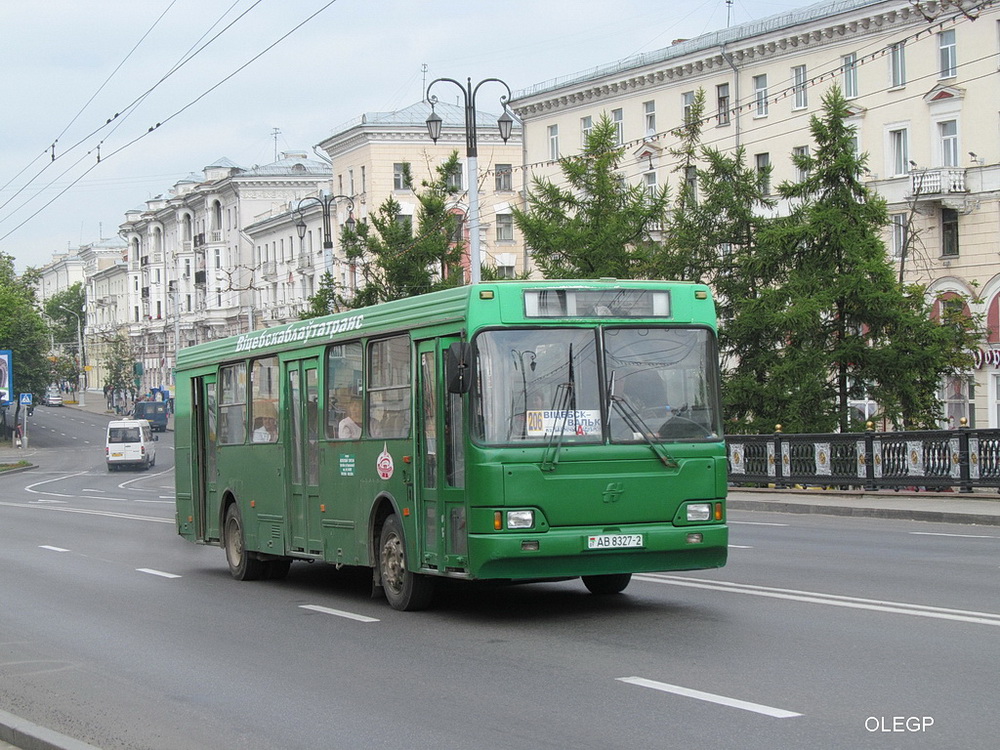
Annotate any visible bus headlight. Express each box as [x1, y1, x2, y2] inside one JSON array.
[[686, 503, 712, 522], [507, 510, 534, 529]]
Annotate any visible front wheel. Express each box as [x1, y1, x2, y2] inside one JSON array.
[[224, 503, 265, 581], [582, 573, 632, 595], [379, 515, 434, 611]]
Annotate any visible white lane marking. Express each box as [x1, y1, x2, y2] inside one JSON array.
[[728, 545, 753, 549], [634, 574, 1000, 627], [299, 604, 379, 623], [24, 471, 88, 498], [137, 568, 181, 579], [911, 531, 998, 539], [39, 545, 69, 552], [618, 677, 801, 718], [729, 521, 789, 526], [0, 501, 172, 524], [117, 467, 172, 490]]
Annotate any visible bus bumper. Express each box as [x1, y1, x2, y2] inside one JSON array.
[[467, 523, 727, 580]]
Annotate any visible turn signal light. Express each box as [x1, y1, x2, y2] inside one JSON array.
[[715, 502, 723, 521], [494, 511, 503, 530]]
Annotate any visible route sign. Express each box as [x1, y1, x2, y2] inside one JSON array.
[[20, 392, 32, 405]]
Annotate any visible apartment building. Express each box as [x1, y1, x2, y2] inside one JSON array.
[[511, 0, 1000, 427], [118, 153, 330, 394]]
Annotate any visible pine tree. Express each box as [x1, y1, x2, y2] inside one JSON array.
[[342, 152, 465, 308], [513, 114, 669, 279]]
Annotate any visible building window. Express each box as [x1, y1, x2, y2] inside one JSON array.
[[716, 83, 730, 125], [890, 213, 908, 259], [941, 208, 959, 257], [495, 164, 513, 192], [446, 162, 462, 191], [361, 166, 366, 194], [792, 66, 807, 109], [581, 115, 593, 145], [755, 152, 771, 194], [348, 168, 355, 196], [842, 53, 858, 98], [684, 166, 697, 204], [643, 100, 656, 136], [393, 162, 409, 191], [938, 29, 957, 78], [644, 171, 658, 201], [681, 91, 695, 124], [890, 42, 906, 88], [611, 108, 624, 145], [496, 214, 514, 242], [793, 145, 810, 183], [889, 127, 909, 177], [753, 74, 768, 117], [939, 120, 958, 167], [941, 375, 974, 428], [548, 124, 559, 161]]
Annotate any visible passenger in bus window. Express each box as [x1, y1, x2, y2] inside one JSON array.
[[252, 400, 278, 443], [338, 399, 362, 439]]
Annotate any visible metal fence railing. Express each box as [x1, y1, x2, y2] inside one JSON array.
[[726, 427, 1000, 492]]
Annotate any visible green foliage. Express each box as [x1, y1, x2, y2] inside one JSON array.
[[44, 282, 85, 355], [722, 87, 979, 432], [342, 151, 465, 308], [300, 271, 344, 320], [102, 333, 136, 393], [0, 253, 51, 404], [513, 114, 669, 279]]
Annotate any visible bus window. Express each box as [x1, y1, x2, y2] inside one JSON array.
[[251, 356, 280, 443], [605, 327, 721, 442], [368, 336, 411, 439], [474, 329, 600, 445], [326, 342, 363, 439], [219, 363, 247, 444]]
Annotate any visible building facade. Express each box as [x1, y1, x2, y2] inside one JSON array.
[[511, 0, 1000, 427], [118, 153, 330, 396]]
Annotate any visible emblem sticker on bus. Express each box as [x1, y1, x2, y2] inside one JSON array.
[[377, 444, 394, 480]]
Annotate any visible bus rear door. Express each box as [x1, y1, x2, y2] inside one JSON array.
[[192, 375, 218, 541], [286, 359, 322, 557]]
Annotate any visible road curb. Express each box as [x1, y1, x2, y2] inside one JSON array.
[[0, 709, 102, 750], [727, 498, 1000, 526], [0, 463, 38, 475]]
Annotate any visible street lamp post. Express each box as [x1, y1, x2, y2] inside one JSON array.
[[295, 193, 356, 252], [58, 305, 85, 408], [425, 76, 514, 286]]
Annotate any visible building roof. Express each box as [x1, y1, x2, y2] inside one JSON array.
[[330, 99, 520, 139], [514, 0, 884, 99], [243, 152, 329, 177]]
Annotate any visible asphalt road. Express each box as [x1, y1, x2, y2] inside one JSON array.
[[1, 406, 998, 749]]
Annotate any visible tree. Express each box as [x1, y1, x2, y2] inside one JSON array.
[[724, 87, 979, 432], [341, 152, 465, 308], [300, 271, 344, 320], [0, 253, 51, 413], [43, 281, 86, 389], [513, 114, 669, 279], [102, 333, 136, 395]]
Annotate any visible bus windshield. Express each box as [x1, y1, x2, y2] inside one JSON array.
[[474, 326, 721, 445]]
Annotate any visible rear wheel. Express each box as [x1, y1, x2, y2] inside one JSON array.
[[582, 573, 632, 595], [224, 503, 265, 581], [379, 515, 434, 611], [264, 559, 292, 580]]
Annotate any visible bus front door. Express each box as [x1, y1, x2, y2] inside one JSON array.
[[286, 359, 322, 556], [415, 338, 467, 573]]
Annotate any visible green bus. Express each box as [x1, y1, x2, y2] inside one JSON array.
[[174, 280, 728, 610]]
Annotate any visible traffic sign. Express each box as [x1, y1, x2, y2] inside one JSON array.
[[20, 392, 32, 405]]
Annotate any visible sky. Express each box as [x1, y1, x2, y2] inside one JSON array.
[[0, 0, 813, 272]]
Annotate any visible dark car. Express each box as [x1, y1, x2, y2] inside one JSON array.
[[132, 401, 168, 432]]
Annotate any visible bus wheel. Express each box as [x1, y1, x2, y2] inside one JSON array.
[[224, 504, 265, 581], [582, 573, 632, 595], [379, 515, 434, 611]]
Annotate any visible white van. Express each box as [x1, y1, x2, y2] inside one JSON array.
[[106, 419, 157, 471]]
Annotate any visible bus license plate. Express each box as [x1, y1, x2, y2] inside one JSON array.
[[587, 534, 643, 550]]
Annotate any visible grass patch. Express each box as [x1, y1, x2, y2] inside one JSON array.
[[0, 460, 31, 472]]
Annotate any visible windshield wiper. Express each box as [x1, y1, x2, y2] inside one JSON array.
[[607, 370, 678, 469], [540, 344, 575, 472]]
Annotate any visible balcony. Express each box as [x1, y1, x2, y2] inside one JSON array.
[[209, 230, 223, 244], [297, 254, 313, 271], [260, 261, 277, 280], [910, 168, 966, 197]]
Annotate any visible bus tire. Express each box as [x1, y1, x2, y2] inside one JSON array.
[[264, 559, 292, 580], [379, 515, 434, 611], [582, 573, 632, 595], [224, 503, 265, 581]]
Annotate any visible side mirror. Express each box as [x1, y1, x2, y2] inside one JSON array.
[[446, 342, 472, 394]]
